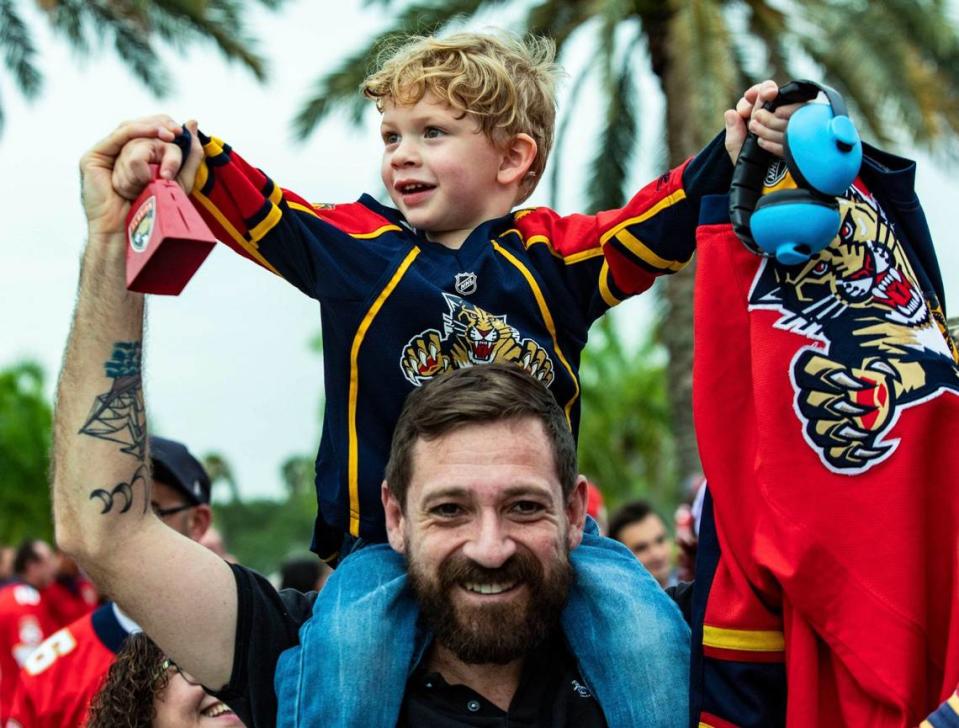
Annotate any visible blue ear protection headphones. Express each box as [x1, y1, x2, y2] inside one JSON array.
[[728, 80, 862, 265]]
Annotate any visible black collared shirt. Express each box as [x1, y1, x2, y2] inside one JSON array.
[[215, 565, 609, 727], [399, 635, 608, 727]]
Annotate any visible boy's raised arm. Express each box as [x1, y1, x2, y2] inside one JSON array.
[[53, 120, 237, 690]]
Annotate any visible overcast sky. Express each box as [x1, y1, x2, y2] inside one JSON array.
[[2, 1, 956, 502]]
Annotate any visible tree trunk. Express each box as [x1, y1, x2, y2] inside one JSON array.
[[643, 6, 711, 498]]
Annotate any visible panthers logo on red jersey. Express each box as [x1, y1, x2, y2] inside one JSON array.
[[748, 184, 959, 473]]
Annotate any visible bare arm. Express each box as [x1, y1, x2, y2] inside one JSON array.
[[53, 118, 235, 689]]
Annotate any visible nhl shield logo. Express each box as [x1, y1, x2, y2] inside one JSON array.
[[454, 272, 478, 295]]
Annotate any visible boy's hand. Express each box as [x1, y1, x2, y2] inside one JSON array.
[[724, 79, 804, 162], [80, 118, 181, 240], [112, 115, 204, 201]]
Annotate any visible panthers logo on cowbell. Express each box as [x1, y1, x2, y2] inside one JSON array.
[[748, 184, 959, 474], [400, 293, 555, 387]]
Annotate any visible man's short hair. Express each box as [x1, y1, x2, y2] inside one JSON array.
[[385, 364, 577, 509], [362, 31, 559, 202], [13, 538, 42, 576], [608, 500, 661, 542]]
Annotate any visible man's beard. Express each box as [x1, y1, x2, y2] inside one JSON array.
[[408, 545, 572, 665]]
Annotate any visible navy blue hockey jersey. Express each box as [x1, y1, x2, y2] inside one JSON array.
[[189, 131, 732, 557]]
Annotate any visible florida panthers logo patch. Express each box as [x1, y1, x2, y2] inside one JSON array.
[[400, 293, 555, 387], [748, 185, 959, 474]]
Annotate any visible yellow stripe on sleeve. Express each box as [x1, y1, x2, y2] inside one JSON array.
[[287, 201, 320, 219], [508, 232, 604, 266], [349, 225, 403, 240], [614, 228, 687, 272], [347, 247, 421, 536], [599, 262, 621, 308], [491, 241, 578, 426], [703, 625, 785, 652], [948, 693, 959, 714], [599, 189, 687, 245], [247, 204, 283, 245], [191, 183, 280, 275]]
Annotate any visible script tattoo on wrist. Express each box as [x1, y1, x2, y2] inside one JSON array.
[[80, 342, 149, 515]]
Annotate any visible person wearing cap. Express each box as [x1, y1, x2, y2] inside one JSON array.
[[6, 437, 214, 728]]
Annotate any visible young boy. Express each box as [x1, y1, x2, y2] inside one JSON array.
[[113, 32, 781, 726]]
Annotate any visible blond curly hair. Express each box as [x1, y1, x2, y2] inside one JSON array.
[[363, 31, 560, 201]]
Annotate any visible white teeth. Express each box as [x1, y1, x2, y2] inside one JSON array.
[[464, 581, 516, 595], [401, 183, 432, 193], [202, 702, 233, 718]]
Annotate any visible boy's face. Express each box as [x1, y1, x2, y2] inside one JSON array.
[[380, 93, 514, 248]]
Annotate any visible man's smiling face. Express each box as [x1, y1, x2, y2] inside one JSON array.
[[385, 417, 585, 664]]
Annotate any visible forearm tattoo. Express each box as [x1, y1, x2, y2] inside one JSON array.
[[80, 342, 148, 515], [80, 342, 146, 457], [89, 465, 147, 515]]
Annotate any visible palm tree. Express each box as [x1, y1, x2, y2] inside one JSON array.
[[203, 451, 242, 504], [0, 0, 285, 133], [577, 317, 676, 510], [291, 0, 959, 498]]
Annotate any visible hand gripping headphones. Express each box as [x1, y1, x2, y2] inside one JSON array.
[[728, 80, 863, 265]]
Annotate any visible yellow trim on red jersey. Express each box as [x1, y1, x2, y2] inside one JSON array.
[[503, 230, 604, 266], [349, 225, 404, 240], [347, 247, 421, 536], [287, 201, 320, 219], [191, 177, 280, 275], [491, 241, 578, 427], [599, 189, 687, 245], [613, 228, 687, 272], [599, 262, 621, 308], [286, 201, 401, 240], [248, 204, 283, 245], [702, 625, 785, 652]]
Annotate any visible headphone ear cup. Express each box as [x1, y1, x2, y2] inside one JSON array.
[[784, 103, 862, 197], [750, 189, 841, 264]]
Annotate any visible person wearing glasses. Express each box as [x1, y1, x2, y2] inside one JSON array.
[[5, 437, 215, 728], [87, 632, 245, 728]]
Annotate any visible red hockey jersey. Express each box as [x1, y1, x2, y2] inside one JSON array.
[[692, 152, 959, 727], [5, 604, 131, 728], [0, 585, 54, 723]]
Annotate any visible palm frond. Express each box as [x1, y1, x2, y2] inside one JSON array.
[[741, 0, 789, 81], [42, 0, 91, 54], [525, 0, 594, 55], [0, 0, 43, 98], [549, 57, 597, 208], [292, 39, 391, 139], [586, 57, 637, 212], [685, 0, 737, 143], [184, 3, 270, 80], [292, 0, 508, 139]]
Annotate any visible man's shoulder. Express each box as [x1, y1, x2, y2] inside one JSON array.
[[230, 562, 317, 627]]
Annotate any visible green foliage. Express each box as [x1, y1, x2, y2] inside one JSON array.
[[576, 318, 677, 511], [0, 0, 286, 135], [0, 361, 53, 544], [213, 488, 315, 575]]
